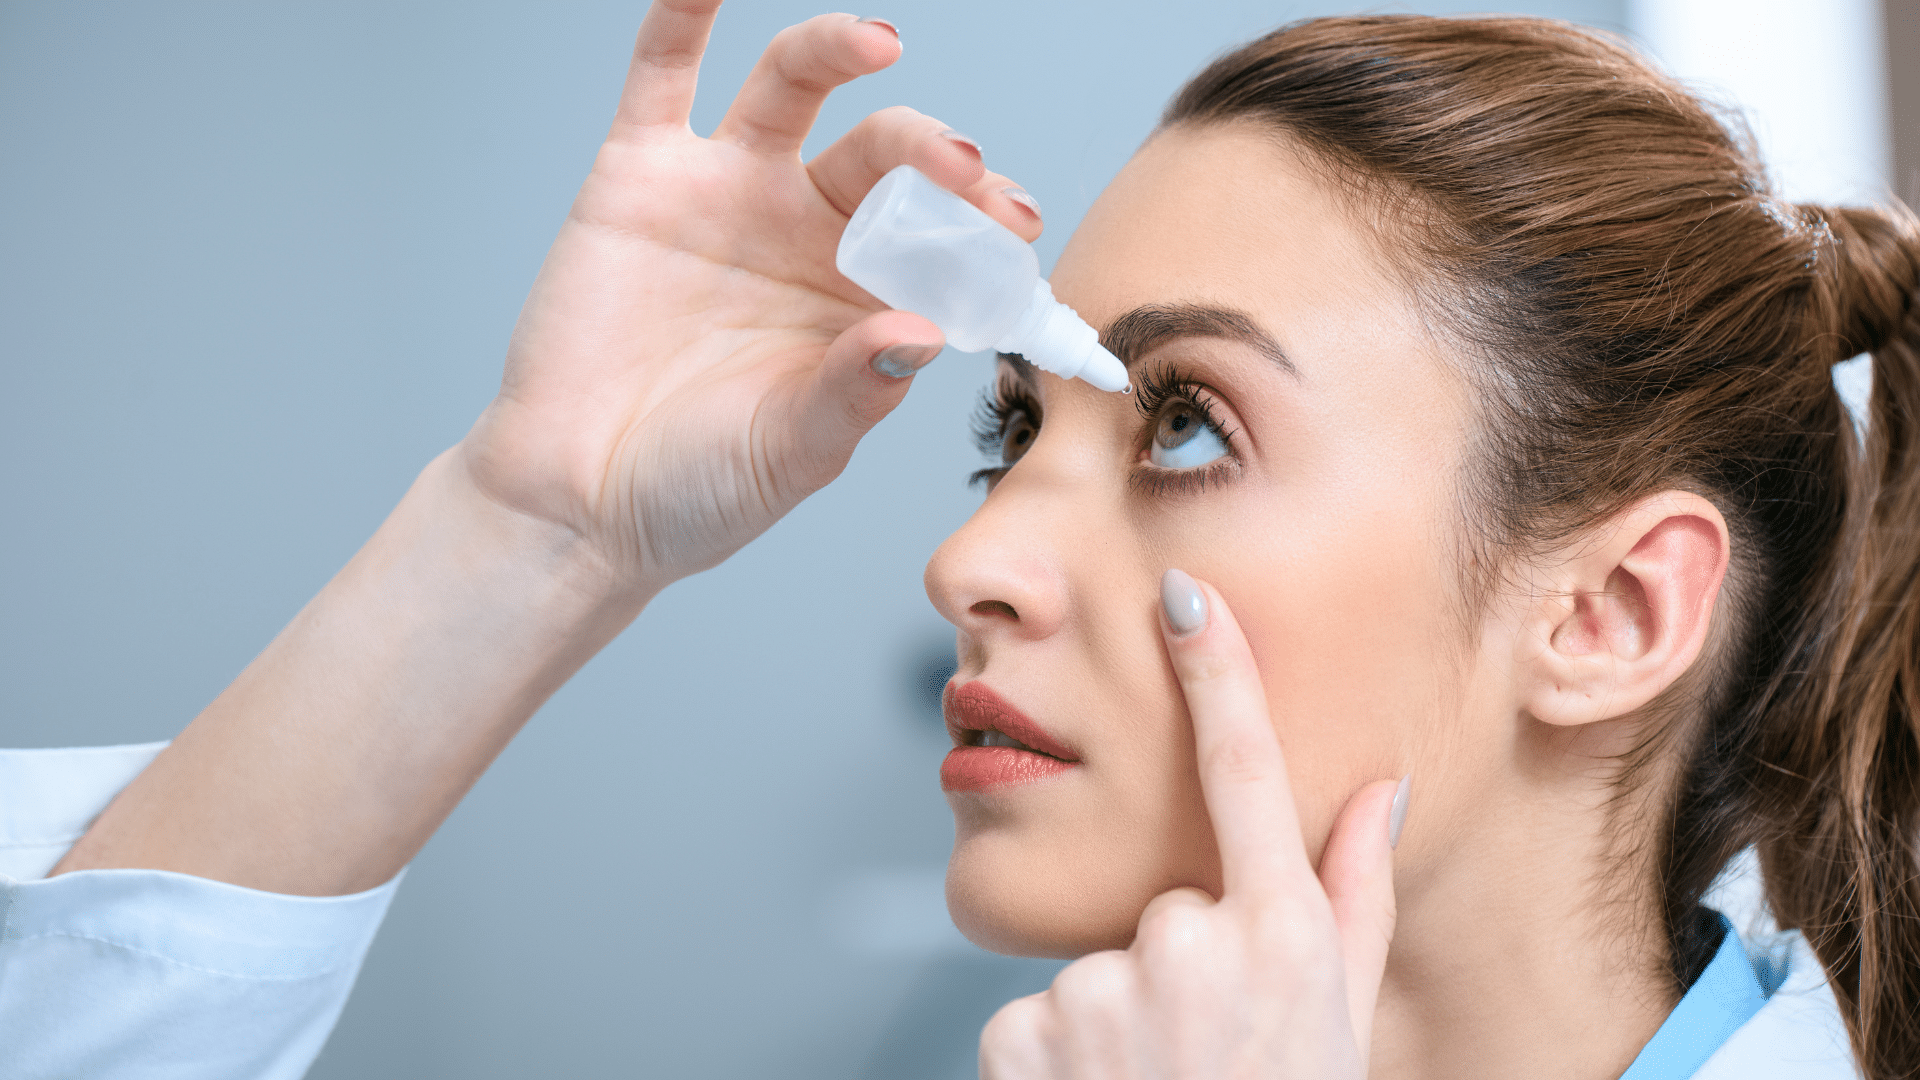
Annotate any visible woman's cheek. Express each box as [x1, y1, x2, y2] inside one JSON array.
[[1226, 516, 1451, 860]]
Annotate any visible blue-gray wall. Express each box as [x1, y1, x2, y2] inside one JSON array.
[[0, 2, 1624, 1076]]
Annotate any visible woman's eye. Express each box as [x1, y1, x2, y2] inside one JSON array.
[[1002, 409, 1038, 466], [1149, 400, 1228, 469]]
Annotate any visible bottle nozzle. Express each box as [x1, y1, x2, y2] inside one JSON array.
[[1071, 343, 1132, 393], [994, 280, 1130, 393]]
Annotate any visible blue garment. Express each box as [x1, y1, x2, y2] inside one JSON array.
[[1620, 912, 1774, 1080]]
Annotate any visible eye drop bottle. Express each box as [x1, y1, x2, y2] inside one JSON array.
[[836, 165, 1130, 393]]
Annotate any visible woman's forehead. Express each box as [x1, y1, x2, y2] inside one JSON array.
[[1051, 125, 1417, 364]]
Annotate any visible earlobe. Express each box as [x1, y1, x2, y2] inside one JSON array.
[[1522, 493, 1730, 729]]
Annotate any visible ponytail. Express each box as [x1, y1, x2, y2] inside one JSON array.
[[1755, 203, 1920, 1077]]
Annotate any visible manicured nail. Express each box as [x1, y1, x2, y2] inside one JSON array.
[[1160, 568, 1207, 636], [872, 343, 941, 378], [857, 16, 899, 36], [1001, 186, 1041, 218], [940, 129, 982, 158], [1389, 774, 1412, 849]]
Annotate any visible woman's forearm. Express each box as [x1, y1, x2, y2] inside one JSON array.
[[46, 2, 1019, 898], [51, 448, 654, 895]]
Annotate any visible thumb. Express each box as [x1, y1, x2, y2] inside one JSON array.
[[1317, 774, 1407, 1063], [787, 308, 945, 471]]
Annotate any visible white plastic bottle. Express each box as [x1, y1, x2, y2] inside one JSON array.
[[836, 165, 1131, 393]]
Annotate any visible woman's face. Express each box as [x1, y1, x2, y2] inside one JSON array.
[[925, 124, 1498, 957]]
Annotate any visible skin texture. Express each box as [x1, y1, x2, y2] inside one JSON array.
[[935, 126, 1735, 1078]]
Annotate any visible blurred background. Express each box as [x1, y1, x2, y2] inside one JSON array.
[[0, 1, 1905, 1076]]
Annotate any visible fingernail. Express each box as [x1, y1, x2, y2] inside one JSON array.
[[1001, 186, 1041, 218], [857, 16, 899, 36], [872, 343, 941, 378], [1389, 774, 1412, 849], [1160, 568, 1207, 636], [940, 129, 983, 158]]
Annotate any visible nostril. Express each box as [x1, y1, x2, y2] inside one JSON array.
[[970, 600, 1019, 620]]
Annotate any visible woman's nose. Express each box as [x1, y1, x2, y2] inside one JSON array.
[[923, 481, 1074, 645]]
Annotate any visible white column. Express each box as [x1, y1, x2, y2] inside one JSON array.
[[1627, 0, 1890, 205]]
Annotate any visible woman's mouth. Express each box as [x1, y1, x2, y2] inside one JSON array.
[[940, 682, 1080, 792]]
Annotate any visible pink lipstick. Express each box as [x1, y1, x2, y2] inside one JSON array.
[[940, 682, 1079, 792]]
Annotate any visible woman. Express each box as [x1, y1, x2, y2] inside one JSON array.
[[949, 16, 1917, 1077], [4, 4, 1914, 1078]]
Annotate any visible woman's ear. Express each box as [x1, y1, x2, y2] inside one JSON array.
[[1518, 491, 1730, 728]]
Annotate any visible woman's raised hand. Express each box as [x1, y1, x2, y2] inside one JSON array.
[[50, 3, 1043, 898], [979, 570, 1408, 1079], [462, 2, 1041, 591]]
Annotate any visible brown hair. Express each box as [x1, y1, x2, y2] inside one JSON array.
[[1165, 15, 1920, 1076]]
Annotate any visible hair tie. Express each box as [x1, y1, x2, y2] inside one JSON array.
[[1757, 198, 1834, 271], [1832, 351, 1873, 439]]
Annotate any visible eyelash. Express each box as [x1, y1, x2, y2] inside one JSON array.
[[968, 376, 1041, 489], [967, 363, 1241, 493], [1130, 364, 1241, 495]]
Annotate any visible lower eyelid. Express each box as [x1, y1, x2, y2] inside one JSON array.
[[1127, 457, 1239, 496]]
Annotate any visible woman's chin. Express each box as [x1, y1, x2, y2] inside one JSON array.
[[944, 834, 1144, 959]]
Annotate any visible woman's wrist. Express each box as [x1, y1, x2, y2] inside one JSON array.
[[430, 441, 665, 613], [53, 447, 660, 895]]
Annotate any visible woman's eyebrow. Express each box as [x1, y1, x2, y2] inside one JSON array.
[[1099, 304, 1299, 378]]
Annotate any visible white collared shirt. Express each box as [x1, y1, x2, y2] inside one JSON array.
[[1, 743, 398, 1079]]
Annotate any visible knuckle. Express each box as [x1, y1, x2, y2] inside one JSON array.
[[783, 17, 870, 80], [771, 47, 838, 95], [978, 997, 1049, 1078], [849, 106, 924, 169], [1135, 902, 1211, 956], [768, 21, 808, 51], [637, 36, 703, 69], [1175, 648, 1236, 684], [1357, 902, 1398, 952], [873, 104, 923, 126], [981, 995, 1040, 1042], [1201, 733, 1276, 786], [842, 389, 893, 430], [1050, 950, 1132, 1005]]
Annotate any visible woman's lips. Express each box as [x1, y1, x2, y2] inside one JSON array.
[[940, 682, 1079, 793]]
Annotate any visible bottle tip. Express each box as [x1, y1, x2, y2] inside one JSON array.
[[1076, 344, 1131, 393]]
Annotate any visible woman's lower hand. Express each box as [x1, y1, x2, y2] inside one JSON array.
[[460, 1, 1041, 594], [979, 570, 1407, 1079]]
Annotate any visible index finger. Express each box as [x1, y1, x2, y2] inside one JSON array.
[[1159, 568, 1312, 898], [614, 0, 725, 131]]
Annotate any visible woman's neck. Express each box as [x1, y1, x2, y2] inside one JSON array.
[[1368, 729, 1678, 1079]]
